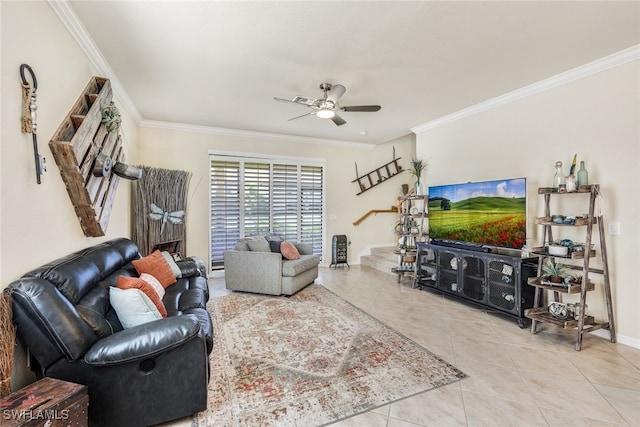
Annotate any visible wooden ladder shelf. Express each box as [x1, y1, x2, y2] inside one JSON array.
[[352, 158, 404, 195], [525, 184, 616, 351]]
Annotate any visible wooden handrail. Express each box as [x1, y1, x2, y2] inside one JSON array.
[[353, 208, 397, 226]]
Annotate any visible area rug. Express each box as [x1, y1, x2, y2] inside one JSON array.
[[192, 285, 467, 426]]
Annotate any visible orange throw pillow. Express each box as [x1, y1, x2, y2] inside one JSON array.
[[132, 250, 177, 288], [116, 276, 167, 318], [280, 242, 300, 260]]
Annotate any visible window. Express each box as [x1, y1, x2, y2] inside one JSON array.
[[209, 155, 325, 269]]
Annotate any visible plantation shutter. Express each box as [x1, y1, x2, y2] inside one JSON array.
[[209, 155, 324, 270], [243, 162, 271, 237], [272, 163, 299, 241], [210, 160, 240, 268], [300, 165, 324, 255]]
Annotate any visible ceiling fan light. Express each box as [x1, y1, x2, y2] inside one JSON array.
[[316, 109, 335, 119]]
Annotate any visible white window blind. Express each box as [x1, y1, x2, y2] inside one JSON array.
[[210, 160, 241, 267], [243, 162, 271, 237], [300, 165, 324, 255], [272, 163, 299, 242], [209, 155, 324, 269]]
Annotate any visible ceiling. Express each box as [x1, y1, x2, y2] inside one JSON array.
[[62, 1, 640, 145]]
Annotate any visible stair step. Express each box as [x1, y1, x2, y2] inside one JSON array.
[[370, 246, 397, 260], [361, 246, 399, 274]]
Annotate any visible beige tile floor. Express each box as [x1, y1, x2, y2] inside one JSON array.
[[167, 265, 640, 427]]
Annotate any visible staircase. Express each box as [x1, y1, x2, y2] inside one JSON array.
[[360, 246, 398, 274]]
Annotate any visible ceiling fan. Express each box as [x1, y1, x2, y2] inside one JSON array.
[[274, 83, 381, 126]]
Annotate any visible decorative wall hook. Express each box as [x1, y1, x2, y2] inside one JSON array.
[[20, 64, 46, 184]]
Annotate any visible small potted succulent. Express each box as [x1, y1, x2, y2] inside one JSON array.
[[542, 259, 568, 284], [567, 275, 584, 286], [399, 243, 407, 255]]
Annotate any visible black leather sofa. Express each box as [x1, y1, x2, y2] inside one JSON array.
[[6, 238, 213, 427]]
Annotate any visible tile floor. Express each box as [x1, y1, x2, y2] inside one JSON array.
[[168, 265, 640, 427]]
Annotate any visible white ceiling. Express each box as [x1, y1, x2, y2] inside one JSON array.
[[63, 1, 640, 145]]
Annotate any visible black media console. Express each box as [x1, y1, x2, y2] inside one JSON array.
[[416, 242, 538, 327]]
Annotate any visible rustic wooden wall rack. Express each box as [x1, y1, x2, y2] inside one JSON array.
[[49, 77, 125, 237]]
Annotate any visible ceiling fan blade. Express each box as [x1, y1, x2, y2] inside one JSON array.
[[331, 114, 346, 126], [340, 105, 381, 112], [288, 111, 316, 121], [326, 84, 346, 104], [274, 96, 317, 106], [274, 97, 297, 104]]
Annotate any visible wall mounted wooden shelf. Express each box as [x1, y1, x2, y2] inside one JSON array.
[[49, 77, 124, 237]]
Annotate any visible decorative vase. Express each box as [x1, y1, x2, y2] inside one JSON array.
[[414, 178, 424, 196]]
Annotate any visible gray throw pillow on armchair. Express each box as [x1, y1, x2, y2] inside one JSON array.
[[246, 236, 271, 252]]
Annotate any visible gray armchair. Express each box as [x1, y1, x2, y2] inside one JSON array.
[[224, 237, 320, 295]]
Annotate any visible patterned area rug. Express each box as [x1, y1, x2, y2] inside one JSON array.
[[192, 285, 467, 426]]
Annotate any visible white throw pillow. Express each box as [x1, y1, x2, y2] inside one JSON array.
[[109, 287, 163, 329], [161, 251, 182, 278]]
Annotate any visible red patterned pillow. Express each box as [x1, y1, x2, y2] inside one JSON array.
[[116, 275, 167, 318], [132, 250, 176, 287], [280, 241, 300, 260]]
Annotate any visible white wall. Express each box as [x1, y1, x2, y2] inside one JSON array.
[[0, 0, 138, 284], [415, 60, 640, 346], [137, 126, 416, 266]]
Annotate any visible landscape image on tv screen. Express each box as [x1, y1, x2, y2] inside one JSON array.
[[428, 178, 526, 249]]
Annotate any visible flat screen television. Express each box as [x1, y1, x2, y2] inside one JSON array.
[[428, 177, 526, 249]]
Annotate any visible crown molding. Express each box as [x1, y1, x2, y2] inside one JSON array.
[[140, 120, 375, 150], [411, 44, 640, 134], [47, 0, 143, 124]]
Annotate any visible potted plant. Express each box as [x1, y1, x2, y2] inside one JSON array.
[[394, 221, 404, 235], [542, 259, 568, 284], [409, 158, 427, 195]]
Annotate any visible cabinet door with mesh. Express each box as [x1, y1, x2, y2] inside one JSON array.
[[461, 256, 485, 302], [487, 260, 518, 313], [437, 251, 460, 294], [417, 245, 436, 286]]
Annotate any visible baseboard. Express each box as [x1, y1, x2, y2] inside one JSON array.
[[591, 329, 640, 350]]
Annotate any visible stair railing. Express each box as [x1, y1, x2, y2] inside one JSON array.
[[353, 208, 397, 226]]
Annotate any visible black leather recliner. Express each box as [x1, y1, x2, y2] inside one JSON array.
[[6, 238, 213, 427]]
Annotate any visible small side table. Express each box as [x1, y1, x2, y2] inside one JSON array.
[[1, 377, 88, 427]]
